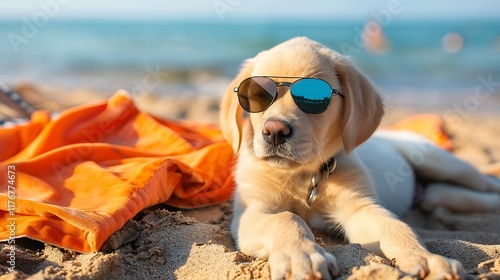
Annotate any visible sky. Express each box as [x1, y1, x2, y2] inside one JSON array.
[[0, 0, 499, 21]]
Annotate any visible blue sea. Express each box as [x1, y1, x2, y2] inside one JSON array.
[[1, 19, 500, 100]]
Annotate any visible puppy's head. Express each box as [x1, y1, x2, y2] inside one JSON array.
[[220, 37, 383, 171]]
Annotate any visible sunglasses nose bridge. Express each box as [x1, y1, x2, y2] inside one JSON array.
[[276, 81, 292, 88], [275, 82, 293, 102]]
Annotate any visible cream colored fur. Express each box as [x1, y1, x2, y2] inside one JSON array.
[[220, 37, 500, 280]]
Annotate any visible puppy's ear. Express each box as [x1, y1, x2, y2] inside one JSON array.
[[336, 57, 384, 153], [219, 59, 255, 153]]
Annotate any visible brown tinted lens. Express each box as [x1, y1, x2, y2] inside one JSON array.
[[237, 77, 276, 112]]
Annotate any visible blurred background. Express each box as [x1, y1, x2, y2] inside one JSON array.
[[1, 0, 499, 119]]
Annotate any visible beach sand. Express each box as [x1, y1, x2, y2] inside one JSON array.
[[1, 83, 500, 280]]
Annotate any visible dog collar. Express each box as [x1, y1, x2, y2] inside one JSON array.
[[307, 157, 337, 206]]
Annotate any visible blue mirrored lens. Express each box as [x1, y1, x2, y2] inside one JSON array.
[[291, 79, 332, 114]]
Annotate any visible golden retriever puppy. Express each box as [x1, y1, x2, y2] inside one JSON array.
[[220, 37, 500, 280]]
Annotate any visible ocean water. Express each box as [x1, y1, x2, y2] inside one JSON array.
[[1, 19, 499, 98]]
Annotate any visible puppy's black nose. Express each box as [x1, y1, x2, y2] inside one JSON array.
[[262, 120, 292, 146]]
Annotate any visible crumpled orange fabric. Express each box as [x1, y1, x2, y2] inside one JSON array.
[[0, 90, 235, 253]]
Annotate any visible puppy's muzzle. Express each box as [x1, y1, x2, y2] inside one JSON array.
[[262, 119, 292, 146]]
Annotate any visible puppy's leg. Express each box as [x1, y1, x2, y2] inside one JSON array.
[[232, 201, 337, 280], [422, 182, 500, 212], [339, 200, 464, 279], [375, 130, 500, 193]]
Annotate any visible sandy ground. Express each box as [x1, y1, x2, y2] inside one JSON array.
[[1, 83, 500, 280]]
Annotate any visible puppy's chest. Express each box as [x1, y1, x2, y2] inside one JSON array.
[[282, 178, 328, 219], [282, 176, 314, 206], [289, 200, 336, 235], [281, 177, 341, 230]]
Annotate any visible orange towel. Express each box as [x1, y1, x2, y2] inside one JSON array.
[[385, 113, 454, 151], [0, 91, 235, 253]]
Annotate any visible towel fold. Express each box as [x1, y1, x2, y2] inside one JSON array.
[[0, 91, 235, 253]]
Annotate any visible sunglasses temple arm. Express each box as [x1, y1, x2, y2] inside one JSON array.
[[333, 89, 345, 98]]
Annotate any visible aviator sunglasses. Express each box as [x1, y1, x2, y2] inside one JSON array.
[[234, 76, 344, 114]]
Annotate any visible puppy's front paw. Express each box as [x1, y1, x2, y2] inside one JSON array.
[[395, 253, 465, 280], [268, 240, 337, 280]]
